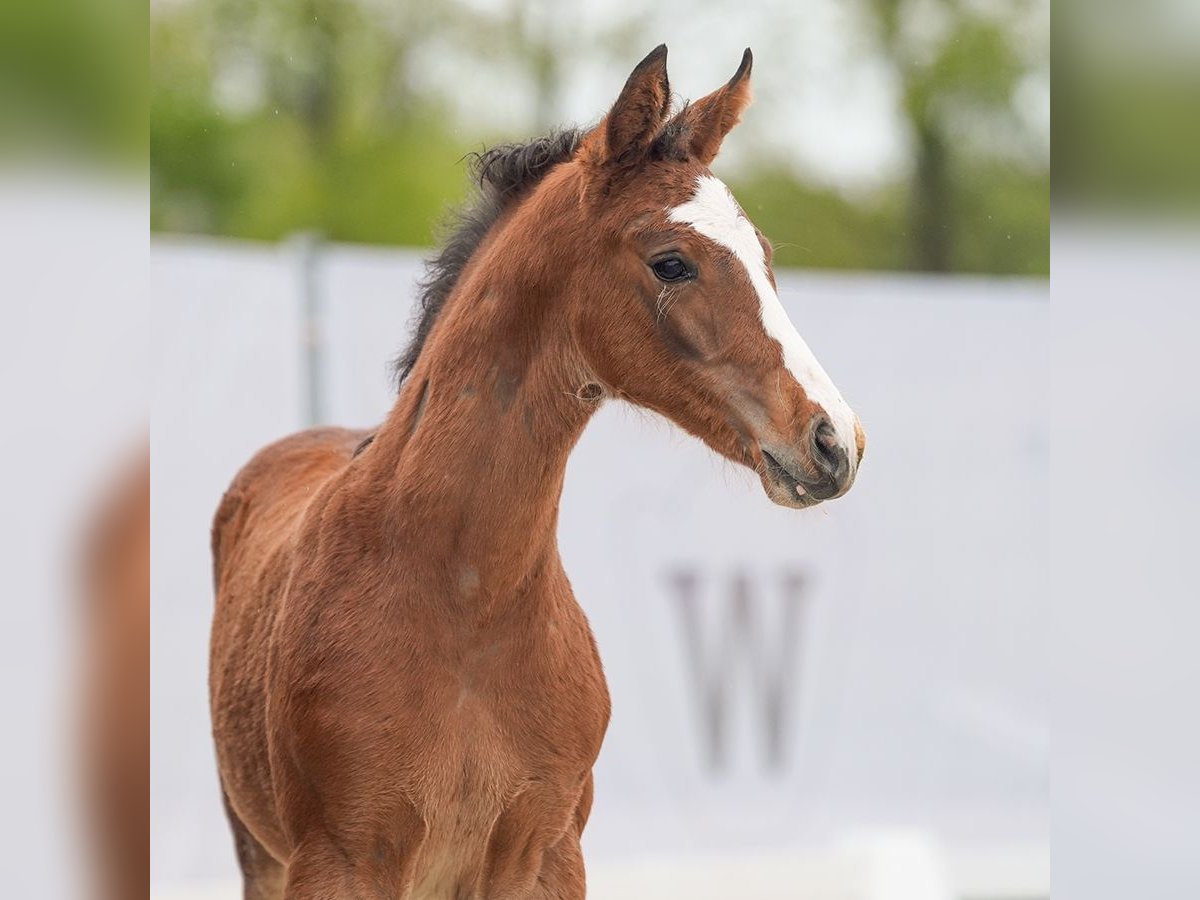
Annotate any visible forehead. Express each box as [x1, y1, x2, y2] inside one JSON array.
[[666, 174, 765, 265], [612, 164, 762, 246], [602, 160, 708, 223]]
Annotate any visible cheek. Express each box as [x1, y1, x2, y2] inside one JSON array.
[[572, 282, 659, 385], [650, 286, 727, 361]]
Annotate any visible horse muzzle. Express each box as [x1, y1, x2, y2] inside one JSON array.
[[758, 414, 862, 508]]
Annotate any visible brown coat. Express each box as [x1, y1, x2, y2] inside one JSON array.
[[210, 45, 861, 900]]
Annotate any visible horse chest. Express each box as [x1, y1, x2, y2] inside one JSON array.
[[401, 636, 606, 895], [425, 627, 608, 775], [270, 568, 609, 888]]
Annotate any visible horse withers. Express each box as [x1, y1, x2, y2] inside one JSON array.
[[210, 45, 864, 900]]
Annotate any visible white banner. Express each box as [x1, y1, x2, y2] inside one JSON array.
[[151, 237, 1048, 893]]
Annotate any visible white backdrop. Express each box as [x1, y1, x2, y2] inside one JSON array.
[[151, 237, 1048, 897]]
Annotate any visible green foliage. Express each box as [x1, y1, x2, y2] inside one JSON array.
[[150, 100, 469, 245], [1, 0, 145, 162], [732, 172, 906, 272], [951, 166, 1050, 277], [858, 0, 1048, 273], [150, 0, 470, 244], [1053, 0, 1200, 213], [732, 164, 1048, 276], [1056, 69, 1200, 212], [149, 0, 1049, 276]]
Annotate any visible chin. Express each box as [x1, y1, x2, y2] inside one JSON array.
[[758, 473, 818, 510]]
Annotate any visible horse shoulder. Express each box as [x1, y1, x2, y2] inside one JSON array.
[[211, 427, 370, 587]]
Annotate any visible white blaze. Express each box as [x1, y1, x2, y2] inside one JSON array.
[[668, 175, 859, 470]]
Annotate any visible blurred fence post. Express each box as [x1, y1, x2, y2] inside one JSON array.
[[288, 231, 325, 427]]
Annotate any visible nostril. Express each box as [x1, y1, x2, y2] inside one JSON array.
[[813, 419, 841, 470]]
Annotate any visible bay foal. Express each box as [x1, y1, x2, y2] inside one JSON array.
[[211, 46, 864, 900]]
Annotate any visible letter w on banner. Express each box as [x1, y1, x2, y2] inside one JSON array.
[[669, 569, 809, 774]]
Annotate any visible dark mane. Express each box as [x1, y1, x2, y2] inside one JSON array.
[[393, 128, 584, 388]]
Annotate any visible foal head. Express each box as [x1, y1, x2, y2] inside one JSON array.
[[556, 46, 864, 508]]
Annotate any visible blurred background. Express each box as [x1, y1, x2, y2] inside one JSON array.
[[149, 0, 1050, 276], [149, 1, 1050, 899], [7, 0, 1199, 897]]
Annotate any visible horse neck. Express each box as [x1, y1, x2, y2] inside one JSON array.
[[358, 260, 595, 603]]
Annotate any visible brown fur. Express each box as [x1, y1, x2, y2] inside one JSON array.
[[210, 46, 861, 899], [83, 451, 149, 900], [672, 47, 754, 164]]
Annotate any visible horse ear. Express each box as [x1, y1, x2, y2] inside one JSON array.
[[678, 48, 753, 165], [599, 44, 671, 165]]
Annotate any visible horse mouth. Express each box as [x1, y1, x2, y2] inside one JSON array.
[[759, 449, 817, 509]]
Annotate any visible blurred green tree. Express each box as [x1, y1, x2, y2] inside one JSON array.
[[151, 0, 470, 243], [858, 0, 1049, 272], [1, 0, 144, 161], [150, 0, 1048, 277]]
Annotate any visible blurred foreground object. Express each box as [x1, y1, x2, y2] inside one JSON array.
[[2, 168, 146, 895], [81, 453, 150, 900], [2, 165, 145, 894], [2, 0, 146, 858]]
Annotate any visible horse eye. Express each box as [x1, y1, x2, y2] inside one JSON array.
[[650, 256, 691, 283]]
